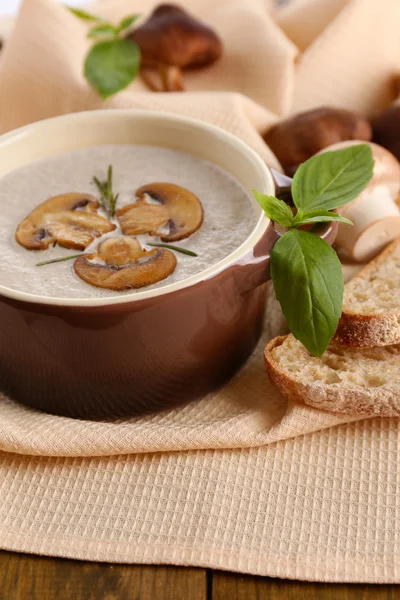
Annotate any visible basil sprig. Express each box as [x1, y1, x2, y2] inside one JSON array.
[[254, 144, 373, 356], [69, 8, 141, 99]]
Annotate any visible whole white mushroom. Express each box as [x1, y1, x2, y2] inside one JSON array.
[[319, 140, 400, 262]]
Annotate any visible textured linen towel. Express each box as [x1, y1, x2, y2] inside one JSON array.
[[0, 0, 399, 582]]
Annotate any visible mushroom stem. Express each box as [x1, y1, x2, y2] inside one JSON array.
[[335, 189, 400, 262], [140, 68, 163, 92], [158, 63, 184, 92]]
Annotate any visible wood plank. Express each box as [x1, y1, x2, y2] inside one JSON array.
[[0, 551, 207, 600], [211, 571, 398, 599]]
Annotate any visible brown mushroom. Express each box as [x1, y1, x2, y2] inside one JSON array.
[[16, 193, 116, 251], [117, 182, 203, 242], [263, 107, 372, 176], [74, 237, 177, 290], [372, 105, 400, 161], [127, 4, 223, 92]]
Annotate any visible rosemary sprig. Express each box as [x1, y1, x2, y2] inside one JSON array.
[[93, 165, 119, 218], [36, 254, 83, 267], [146, 242, 198, 257]]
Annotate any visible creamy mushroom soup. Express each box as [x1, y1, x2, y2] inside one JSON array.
[[0, 144, 258, 299]]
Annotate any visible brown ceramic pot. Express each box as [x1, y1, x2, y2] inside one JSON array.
[[0, 111, 337, 419]]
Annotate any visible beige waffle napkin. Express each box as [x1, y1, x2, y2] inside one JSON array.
[[1, 418, 400, 582], [0, 0, 399, 581]]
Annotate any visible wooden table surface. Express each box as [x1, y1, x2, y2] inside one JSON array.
[[0, 552, 397, 599]]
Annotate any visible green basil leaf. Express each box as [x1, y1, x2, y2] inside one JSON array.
[[293, 209, 353, 227], [292, 144, 374, 212], [253, 190, 294, 227], [270, 229, 343, 356], [88, 23, 117, 39], [117, 14, 141, 33], [69, 7, 102, 22], [84, 39, 141, 99]]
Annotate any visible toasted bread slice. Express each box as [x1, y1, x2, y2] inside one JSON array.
[[264, 335, 400, 416], [335, 238, 400, 347]]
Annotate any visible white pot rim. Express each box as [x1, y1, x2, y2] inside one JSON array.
[[0, 109, 273, 307]]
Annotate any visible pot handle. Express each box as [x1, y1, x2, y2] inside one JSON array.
[[235, 220, 339, 295], [234, 168, 339, 295], [233, 223, 277, 295], [233, 169, 287, 294]]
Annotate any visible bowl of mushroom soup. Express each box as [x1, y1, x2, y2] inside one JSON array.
[[0, 110, 335, 418]]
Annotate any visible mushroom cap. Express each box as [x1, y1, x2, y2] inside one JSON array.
[[264, 107, 372, 175], [128, 4, 223, 69], [74, 237, 177, 291], [16, 193, 116, 251], [372, 105, 400, 161], [319, 140, 400, 262], [117, 182, 204, 242]]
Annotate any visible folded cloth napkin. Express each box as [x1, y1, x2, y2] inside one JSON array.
[[0, 0, 400, 581], [1, 0, 400, 135]]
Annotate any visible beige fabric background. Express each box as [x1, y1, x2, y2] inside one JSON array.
[[0, 0, 399, 581]]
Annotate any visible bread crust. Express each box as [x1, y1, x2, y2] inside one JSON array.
[[264, 335, 400, 417], [335, 238, 400, 348], [335, 312, 400, 347]]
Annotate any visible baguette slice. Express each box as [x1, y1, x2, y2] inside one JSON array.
[[265, 335, 400, 416], [335, 238, 400, 347]]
